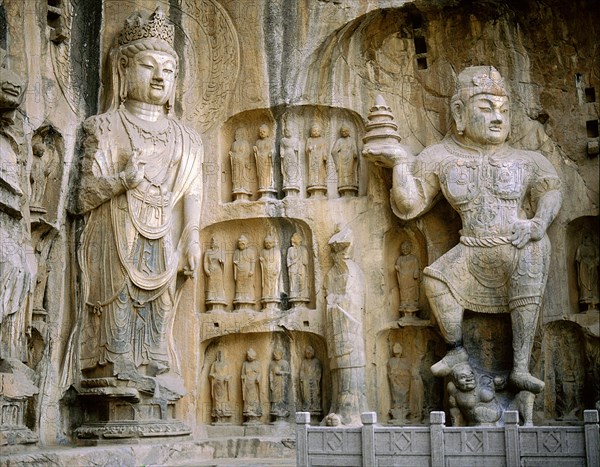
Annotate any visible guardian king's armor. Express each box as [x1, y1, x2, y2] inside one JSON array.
[[413, 139, 559, 314]]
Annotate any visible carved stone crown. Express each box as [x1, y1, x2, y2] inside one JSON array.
[[118, 6, 175, 47], [456, 65, 508, 99]]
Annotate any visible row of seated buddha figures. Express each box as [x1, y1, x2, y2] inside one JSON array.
[[203, 232, 310, 312], [208, 346, 322, 425], [229, 120, 360, 202]]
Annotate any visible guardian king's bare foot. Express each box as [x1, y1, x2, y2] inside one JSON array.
[[430, 346, 468, 377], [509, 371, 545, 394]]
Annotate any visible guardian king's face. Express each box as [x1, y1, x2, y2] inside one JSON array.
[[125, 50, 177, 106], [463, 94, 510, 146]]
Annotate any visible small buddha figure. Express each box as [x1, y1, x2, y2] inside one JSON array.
[[229, 128, 253, 202], [203, 237, 227, 312], [253, 124, 276, 199], [280, 124, 300, 197], [209, 350, 232, 424], [305, 123, 328, 198], [331, 125, 358, 197], [269, 349, 291, 422], [233, 235, 256, 310], [241, 348, 262, 425], [576, 233, 599, 312], [299, 345, 322, 414], [287, 232, 310, 307], [30, 140, 51, 212], [259, 233, 282, 312], [395, 240, 421, 321], [387, 343, 410, 424]]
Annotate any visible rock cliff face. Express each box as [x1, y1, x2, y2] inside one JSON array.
[[0, 0, 597, 459]]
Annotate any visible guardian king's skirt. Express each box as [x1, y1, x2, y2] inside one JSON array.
[[423, 235, 550, 313]]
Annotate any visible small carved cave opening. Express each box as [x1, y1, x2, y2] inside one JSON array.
[[47, 0, 68, 44], [586, 120, 599, 138], [0, 4, 6, 50], [410, 12, 428, 70], [413, 36, 427, 55], [585, 87, 596, 103]]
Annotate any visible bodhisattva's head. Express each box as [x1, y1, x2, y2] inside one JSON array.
[[304, 345, 315, 359], [0, 49, 26, 111], [247, 348, 257, 361], [451, 66, 510, 147], [108, 7, 179, 113]]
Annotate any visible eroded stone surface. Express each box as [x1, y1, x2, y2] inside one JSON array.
[[0, 0, 598, 464]]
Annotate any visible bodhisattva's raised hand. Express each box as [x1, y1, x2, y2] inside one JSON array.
[[121, 150, 146, 190]]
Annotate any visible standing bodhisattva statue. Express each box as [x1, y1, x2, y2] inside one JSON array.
[[364, 66, 562, 394], [75, 7, 202, 379]]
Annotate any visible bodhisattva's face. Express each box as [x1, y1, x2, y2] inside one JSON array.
[[0, 67, 25, 109], [463, 94, 510, 146], [125, 50, 177, 106], [340, 127, 350, 137], [264, 239, 275, 249], [310, 126, 321, 137], [238, 239, 247, 250]]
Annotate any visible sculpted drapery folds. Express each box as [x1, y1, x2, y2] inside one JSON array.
[[287, 232, 310, 305], [0, 48, 36, 366], [331, 125, 358, 197], [299, 345, 322, 413], [364, 66, 562, 395], [75, 7, 202, 378]]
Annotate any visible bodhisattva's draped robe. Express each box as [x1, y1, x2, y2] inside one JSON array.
[[77, 109, 202, 372]]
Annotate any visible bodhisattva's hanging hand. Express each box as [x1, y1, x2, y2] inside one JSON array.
[[184, 241, 201, 278]]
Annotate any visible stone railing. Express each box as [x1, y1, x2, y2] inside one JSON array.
[[295, 410, 600, 467]]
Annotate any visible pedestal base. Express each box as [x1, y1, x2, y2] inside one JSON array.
[[206, 300, 228, 312], [0, 399, 38, 446], [258, 189, 277, 200], [76, 378, 190, 441], [283, 187, 300, 198], [262, 299, 281, 312], [338, 187, 358, 197], [233, 192, 252, 202], [307, 186, 327, 198]]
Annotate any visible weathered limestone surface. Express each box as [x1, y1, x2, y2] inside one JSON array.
[[0, 0, 598, 465]]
